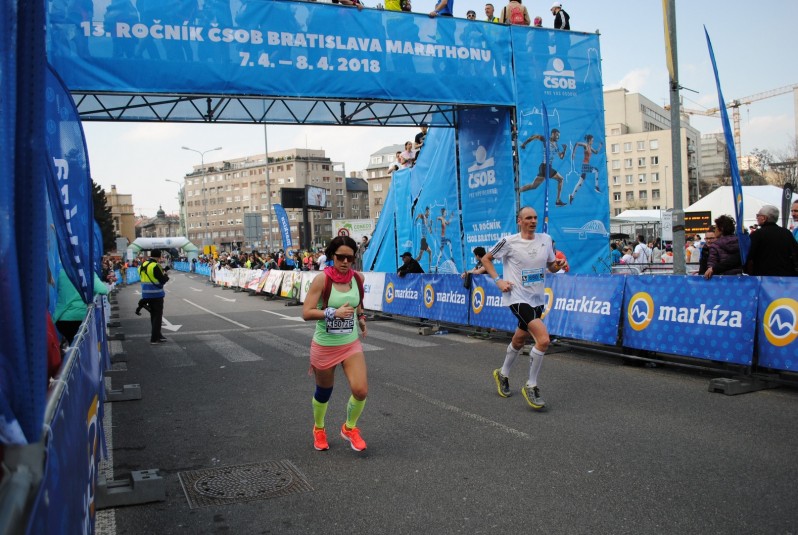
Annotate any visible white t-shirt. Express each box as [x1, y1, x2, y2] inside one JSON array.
[[317, 254, 327, 266], [633, 242, 650, 264], [488, 232, 555, 307]]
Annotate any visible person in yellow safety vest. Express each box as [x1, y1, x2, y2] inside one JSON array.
[[138, 248, 170, 345]]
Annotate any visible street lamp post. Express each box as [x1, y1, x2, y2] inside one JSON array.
[[182, 146, 222, 251]]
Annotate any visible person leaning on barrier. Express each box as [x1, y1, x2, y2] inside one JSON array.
[[698, 226, 716, 276], [704, 216, 743, 279], [53, 268, 109, 345], [302, 236, 369, 452], [397, 251, 424, 277], [745, 204, 798, 277]]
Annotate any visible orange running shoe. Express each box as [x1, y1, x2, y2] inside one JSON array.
[[313, 426, 329, 451], [340, 424, 367, 451]]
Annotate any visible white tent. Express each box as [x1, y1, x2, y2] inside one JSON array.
[[686, 186, 796, 230]]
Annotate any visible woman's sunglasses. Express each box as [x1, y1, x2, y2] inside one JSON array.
[[334, 253, 355, 263]]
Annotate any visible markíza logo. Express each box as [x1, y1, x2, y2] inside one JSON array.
[[424, 284, 435, 308], [764, 298, 798, 347], [472, 286, 486, 314], [627, 292, 653, 331], [542, 287, 554, 319], [384, 282, 395, 304]]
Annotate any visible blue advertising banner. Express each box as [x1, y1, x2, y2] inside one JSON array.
[[45, 65, 95, 304], [272, 203, 293, 251], [513, 28, 609, 274], [622, 275, 758, 364], [46, 1, 514, 106], [468, 275, 518, 332], [458, 107, 516, 276], [543, 274, 624, 345], [420, 275, 469, 325], [364, 180, 398, 273], [756, 277, 798, 372], [382, 274, 422, 318], [28, 308, 104, 533]]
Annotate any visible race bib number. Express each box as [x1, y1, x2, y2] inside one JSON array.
[[521, 268, 544, 287], [326, 317, 355, 334]]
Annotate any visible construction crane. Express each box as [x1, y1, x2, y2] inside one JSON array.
[[667, 83, 798, 168]]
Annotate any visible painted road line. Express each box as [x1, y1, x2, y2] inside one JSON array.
[[183, 299, 250, 329], [198, 334, 262, 363]]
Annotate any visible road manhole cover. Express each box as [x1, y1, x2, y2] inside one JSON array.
[[178, 460, 313, 508]]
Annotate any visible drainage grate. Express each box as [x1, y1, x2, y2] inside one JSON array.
[[178, 460, 313, 509]]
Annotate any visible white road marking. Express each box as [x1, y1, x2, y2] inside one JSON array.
[[260, 310, 304, 322], [161, 317, 182, 332], [183, 299, 250, 329], [214, 295, 236, 302], [198, 334, 262, 362]]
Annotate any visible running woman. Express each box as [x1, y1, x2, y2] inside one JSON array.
[[302, 236, 369, 451]]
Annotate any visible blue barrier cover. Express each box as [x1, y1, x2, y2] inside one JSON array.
[[47, 1, 514, 105], [468, 274, 518, 332], [126, 266, 141, 283], [382, 274, 422, 318], [757, 277, 798, 372], [622, 275, 759, 364], [543, 274, 624, 345], [420, 275, 469, 325], [28, 310, 104, 533]]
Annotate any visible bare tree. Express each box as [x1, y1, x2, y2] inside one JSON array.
[[770, 136, 798, 187]]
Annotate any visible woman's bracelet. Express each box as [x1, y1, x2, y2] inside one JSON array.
[[324, 307, 337, 321]]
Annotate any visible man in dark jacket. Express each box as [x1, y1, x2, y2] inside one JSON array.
[[397, 251, 425, 277], [551, 2, 569, 29], [745, 205, 798, 276]]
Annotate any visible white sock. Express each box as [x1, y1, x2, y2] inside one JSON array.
[[501, 343, 521, 377], [527, 348, 545, 387]]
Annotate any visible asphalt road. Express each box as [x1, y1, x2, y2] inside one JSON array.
[[97, 271, 798, 535]]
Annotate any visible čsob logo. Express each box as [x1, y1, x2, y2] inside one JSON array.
[[424, 284, 435, 309], [627, 292, 654, 331], [543, 57, 576, 90], [763, 298, 798, 347], [384, 282, 395, 304]]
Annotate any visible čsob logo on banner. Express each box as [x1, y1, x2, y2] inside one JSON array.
[[764, 298, 798, 347], [543, 58, 576, 91], [467, 145, 496, 190]]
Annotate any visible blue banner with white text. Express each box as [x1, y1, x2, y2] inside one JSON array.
[[543, 274, 624, 345], [273, 203, 293, 251], [756, 277, 798, 372], [513, 28, 608, 274], [46, 1, 514, 105], [420, 275, 469, 325], [45, 65, 95, 305], [382, 274, 422, 318], [622, 275, 758, 364], [468, 275, 518, 332], [458, 107, 516, 276]]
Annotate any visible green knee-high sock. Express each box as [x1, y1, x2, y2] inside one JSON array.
[[345, 395, 367, 429], [312, 397, 329, 429]]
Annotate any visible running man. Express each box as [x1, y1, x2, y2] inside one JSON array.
[[480, 207, 567, 410], [415, 206, 433, 267], [519, 128, 568, 207], [435, 207, 455, 271], [568, 134, 603, 204]]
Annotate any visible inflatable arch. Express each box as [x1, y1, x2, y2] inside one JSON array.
[[127, 237, 199, 262]]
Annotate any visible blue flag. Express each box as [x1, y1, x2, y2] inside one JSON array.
[[704, 28, 749, 263], [272, 204, 293, 251]]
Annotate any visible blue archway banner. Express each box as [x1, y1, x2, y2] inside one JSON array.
[[46, 1, 514, 105]]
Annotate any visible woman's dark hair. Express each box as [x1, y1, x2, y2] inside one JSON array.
[[473, 246, 486, 258], [714, 214, 736, 236], [325, 236, 358, 258]]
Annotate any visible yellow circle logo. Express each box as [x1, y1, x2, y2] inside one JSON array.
[[472, 286, 486, 314], [763, 298, 798, 347], [541, 287, 554, 319], [384, 282, 395, 304], [627, 291, 654, 331], [424, 284, 435, 308]]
